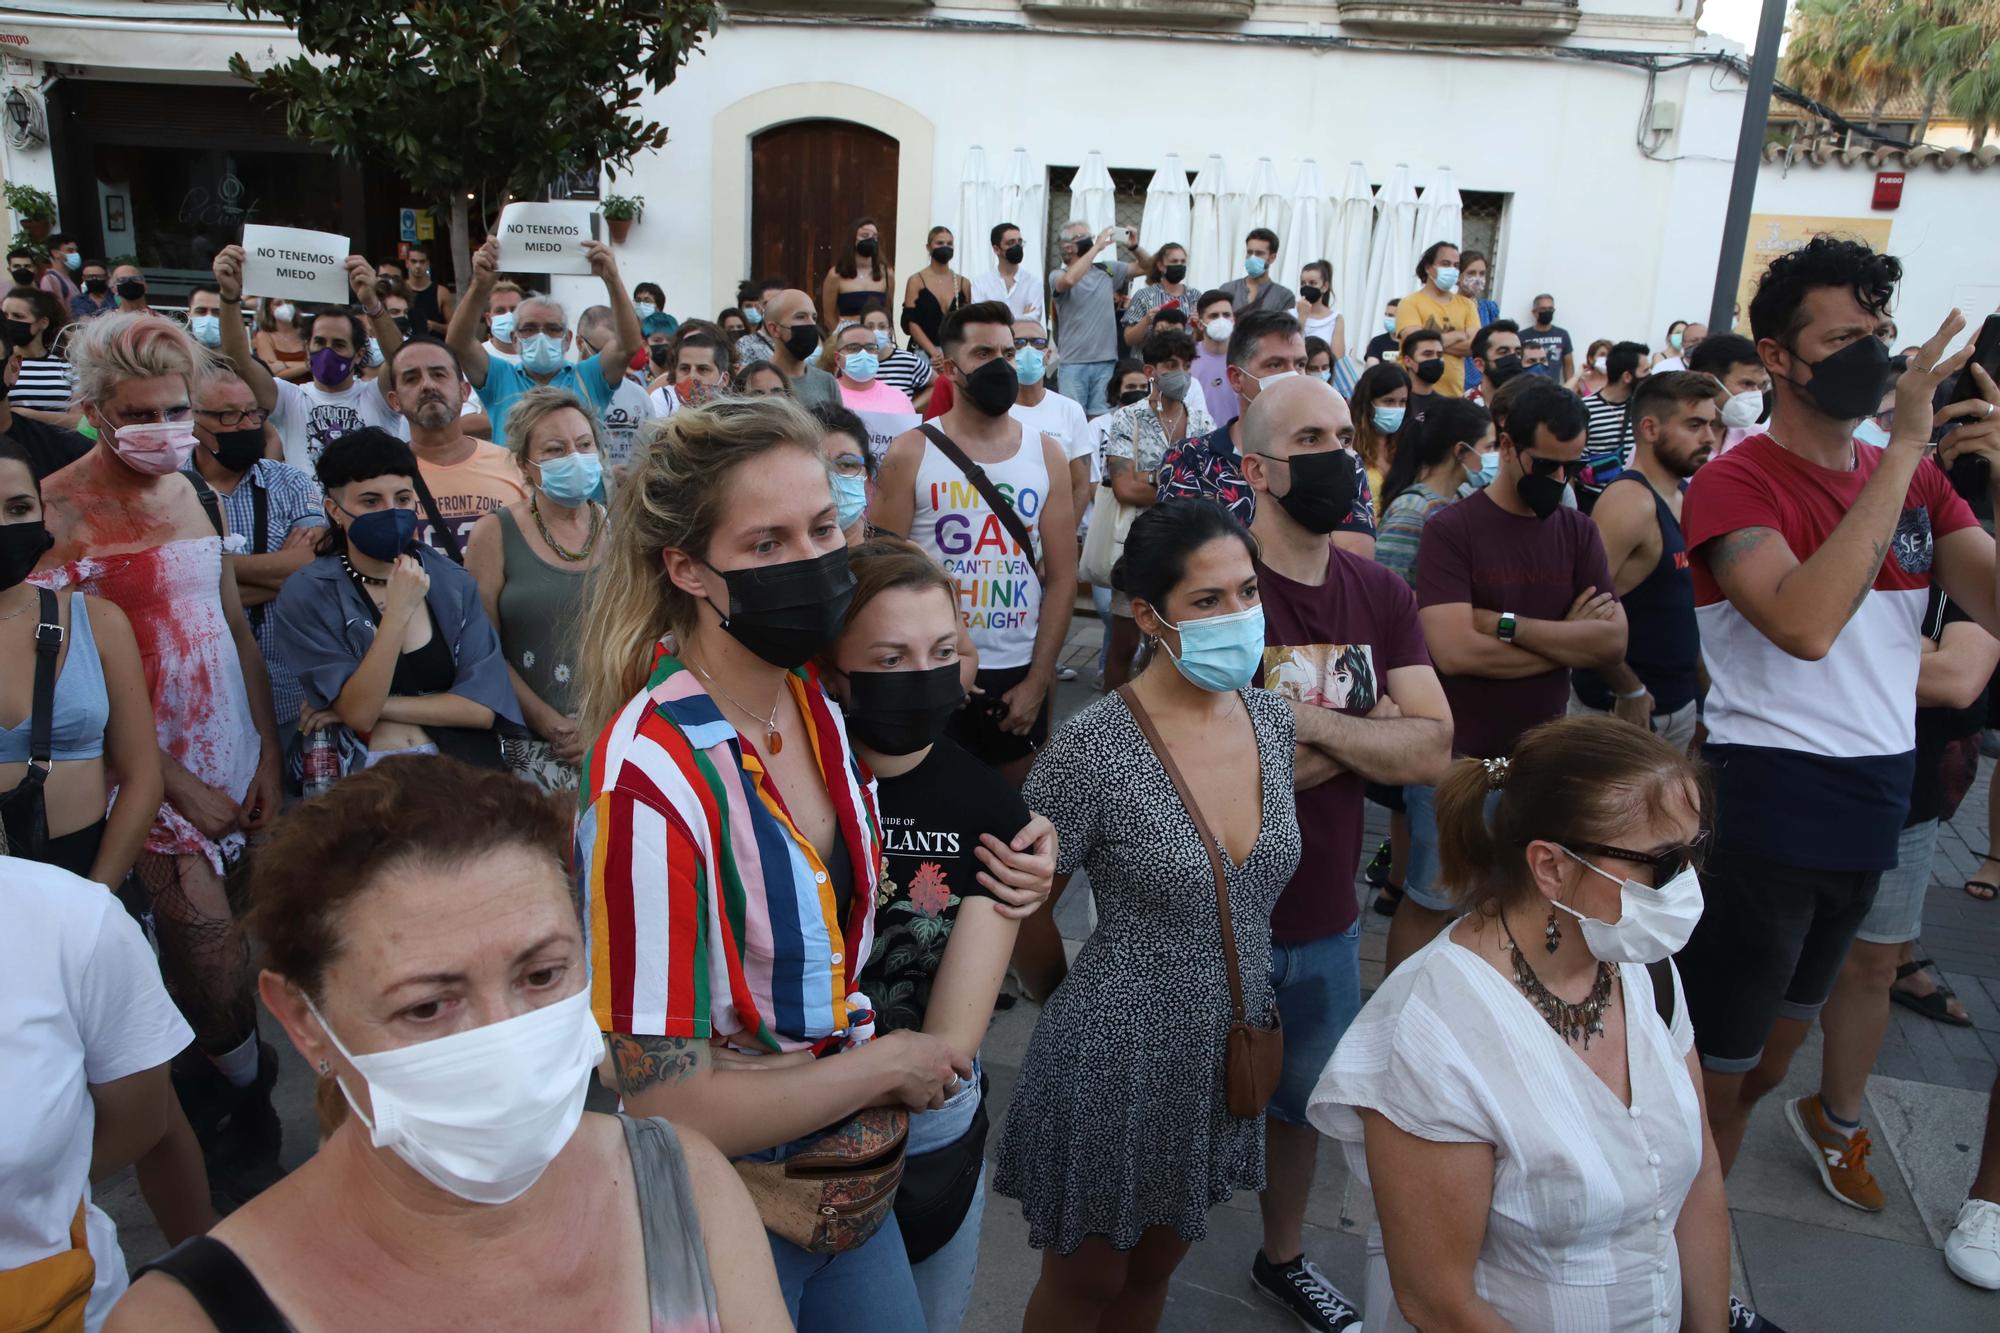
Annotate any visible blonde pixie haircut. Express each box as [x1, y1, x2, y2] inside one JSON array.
[[68, 310, 215, 411], [503, 386, 603, 469]]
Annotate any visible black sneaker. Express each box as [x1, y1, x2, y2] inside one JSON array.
[[1251, 1251, 1361, 1331], [1363, 839, 1392, 889], [1729, 1296, 1786, 1332]]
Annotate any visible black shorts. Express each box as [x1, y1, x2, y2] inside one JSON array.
[[945, 665, 1052, 768], [1675, 840, 1880, 1073], [1363, 781, 1406, 813]]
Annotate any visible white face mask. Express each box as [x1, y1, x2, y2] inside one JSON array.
[[1719, 390, 1765, 430], [307, 985, 602, 1205], [1203, 316, 1235, 345], [1552, 847, 1704, 965], [1591, 355, 1608, 373]]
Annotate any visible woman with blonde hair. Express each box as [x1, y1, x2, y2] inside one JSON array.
[[252, 297, 309, 383], [1310, 715, 1730, 1332], [464, 386, 607, 792], [574, 395, 967, 1331]]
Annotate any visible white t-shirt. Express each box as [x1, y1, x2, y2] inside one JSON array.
[[0, 858, 193, 1330], [598, 373, 659, 471], [269, 376, 408, 469], [1010, 388, 1092, 467], [483, 338, 523, 366], [648, 383, 680, 418]]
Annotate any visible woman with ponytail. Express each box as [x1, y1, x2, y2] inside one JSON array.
[[573, 396, 965, 1331], [1309, 715, 1730, 1333]]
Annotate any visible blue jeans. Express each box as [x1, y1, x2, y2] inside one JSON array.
[[1091, 584, 1113, 674], [1265, 922, 1362, 1125], [768, 1212, 928, 1333], [1404, 784, 1502, 912], [906, 1058, 986, 1332], [1062, 359, 1116, 417]]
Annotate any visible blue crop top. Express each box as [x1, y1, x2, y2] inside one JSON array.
[[0, 593, 108, 764]]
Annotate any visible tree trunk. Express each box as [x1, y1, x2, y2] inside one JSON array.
[[449, 194, 473, 295], [1917, 83, 1939, 145]]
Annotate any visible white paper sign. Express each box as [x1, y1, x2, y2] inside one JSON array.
[[855, 409, 920, 464], [496, 202, 599, 275], [241, 224, 351, 303]]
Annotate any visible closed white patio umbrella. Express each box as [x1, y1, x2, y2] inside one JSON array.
[[996, 148, 1046, 280], [1413, 164, 1464, 257], [1331, 161, 1375, 333], [1361, 163, 1419, 345], [1279, 159, 1328, 295], [1137, 152, 1193, 285], [1069, 150, 1117, 238], [1189, 154, 1229, 291], [957, 146, 998, 282]]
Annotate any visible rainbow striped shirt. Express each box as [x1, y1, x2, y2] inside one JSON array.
[[577, 643, 883, 1052]]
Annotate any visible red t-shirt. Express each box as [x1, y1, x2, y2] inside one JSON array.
[[1414, 490, 1616, 759], [1255, 546, 1431, 941]]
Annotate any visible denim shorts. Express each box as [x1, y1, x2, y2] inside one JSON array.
[[1265, 923, 1362, 1125], [1855, 819, 1938, 946], [1402, 784, 1503, 912]]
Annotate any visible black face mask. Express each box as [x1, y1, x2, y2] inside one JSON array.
[[1270, 450, 1357, 534], [84, 278, 108, 295], [1117, 387, 1149, 406], [208, 428, 266, 474], [782, 325, 822, 362], [930, 246, 954, 265], [650, 345, 674, 368], [1, 318, 35, 348], [1299, 285, 1325, 306], [9, 267, 34, 287], [393, 315, 413, 336], [1514, 459, 1569, 519], [115, 279, 145, 302], [1162, 264, 1188, 285], [1003, 244, 1025, 265], [1486, 353, 1525, 387], [1414, 358, 1445, 386], [0, 520, 53, 591], [705, 546, 856, 669], [958, 358, 1019, 416], [1790, 334, 1894, 422], [1535, 309, 1554, 325], [855, 238, 878, 258], [842, 663, 965, 756]]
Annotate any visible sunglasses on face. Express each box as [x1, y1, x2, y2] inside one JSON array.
[[1522, 453, 1588, 483], [1014, 336, 1050, 350], [1560, 833, 1709, 887]]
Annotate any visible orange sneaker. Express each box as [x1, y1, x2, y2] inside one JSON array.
[[1786, 1094, 1885, 1211]]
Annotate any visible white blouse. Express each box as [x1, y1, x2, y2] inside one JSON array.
[[1308, 930, 1703, 1333]]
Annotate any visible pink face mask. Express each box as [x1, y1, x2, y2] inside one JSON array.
[[111, 421, 198, 476]]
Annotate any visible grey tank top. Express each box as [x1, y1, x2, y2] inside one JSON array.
[[621, 1115, 724, 1332], [495, 505, 591, 718]]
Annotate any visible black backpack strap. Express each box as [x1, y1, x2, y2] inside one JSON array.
[[409, 467, 463, 564], [917, 423, 1043, 586], [1648, 957, 1678, 1028], [246, 474, 270, 633], [134, 1236, 291, 1332], [184, 468, 225, 538]]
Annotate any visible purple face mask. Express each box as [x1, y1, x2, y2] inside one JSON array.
[[311, 346, 356, 386]]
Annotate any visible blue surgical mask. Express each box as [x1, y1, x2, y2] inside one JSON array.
[[873, 328, 891, 351], [1382, 313, 1396, 333], [519, 332, 567, 375], [1434, 267, 1460, 293], [1244, 255, 1267, 279], [1467, 450, 1499, 488], [64, 252, 82, 272], [635, 301, 657, 320], [1315, 369, 1332, 383], [1372, 405, 1407, 435], [490, 310, 516, 343], [189, 314, 222, 347], [341, 505, 420, 562], [1015, 346, 1046, 385], [832, 472, 868, 529], [843, 350, 880, 383], [745, 306, 764, 326], [366, 336, 384, 368], [536, 451, 603, 507], [1157, 604, 1265, 693], [1853, 418, 1892, 450]]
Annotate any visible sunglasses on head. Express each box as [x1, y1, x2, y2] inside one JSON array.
[[1558, 832, 1710, 887]]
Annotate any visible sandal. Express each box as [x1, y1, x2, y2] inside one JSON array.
[[1965, 851, 1999, 901], [1372, 882, 1406, 917], [1890, 959, 1973, 1027]]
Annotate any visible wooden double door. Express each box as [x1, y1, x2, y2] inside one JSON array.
[[749, 119, 898, 303]]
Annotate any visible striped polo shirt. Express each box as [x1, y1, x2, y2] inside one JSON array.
[[577, 643, 883, 1052], [1685, 434, 1977, 870]]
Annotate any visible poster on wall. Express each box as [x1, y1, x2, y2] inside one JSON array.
[[1734, 214, 1895, 327]]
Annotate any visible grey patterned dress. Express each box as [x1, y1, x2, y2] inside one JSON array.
[[994, 687, 1300, 1254]]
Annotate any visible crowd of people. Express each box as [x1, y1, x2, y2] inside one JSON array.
[[5, 208, 2000, 1333]]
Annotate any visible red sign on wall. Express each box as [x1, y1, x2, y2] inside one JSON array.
[[1873, 171, 1905, 210]]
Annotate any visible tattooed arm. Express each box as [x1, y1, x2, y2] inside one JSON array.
[[1701, 507, 1904, 662], [603, 1029, 967, 1157]]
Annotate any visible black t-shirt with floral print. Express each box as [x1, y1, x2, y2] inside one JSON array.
[[860, 737, 1031, 1035]]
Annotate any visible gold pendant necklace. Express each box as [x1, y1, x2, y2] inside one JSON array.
[[687, 658, 786, 755]]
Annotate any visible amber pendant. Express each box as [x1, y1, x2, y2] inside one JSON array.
[[766, 729, 783, 755]]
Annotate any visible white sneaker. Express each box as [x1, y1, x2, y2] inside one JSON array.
[[1946, 1198, 2000, 1290]]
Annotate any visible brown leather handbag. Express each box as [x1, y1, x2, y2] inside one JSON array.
[[735, 1106, 909, 1254], [1119, 685, 1283, 1119]]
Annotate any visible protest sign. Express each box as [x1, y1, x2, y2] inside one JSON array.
[[496, 202, 599, 275], [241, 224, 351, 303], [855, 409, 920, 464]]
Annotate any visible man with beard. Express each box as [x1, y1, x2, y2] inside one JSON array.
[[1467, 320, 1525, 407], [1568, 371, 1719, 747], [379, 337, 525, 557]]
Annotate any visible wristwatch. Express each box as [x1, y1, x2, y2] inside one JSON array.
[[1496, 610, 1519, 644]]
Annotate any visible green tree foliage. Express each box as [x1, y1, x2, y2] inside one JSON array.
[[228, 0, 717, 279], [1784, 0, 2000, 146]]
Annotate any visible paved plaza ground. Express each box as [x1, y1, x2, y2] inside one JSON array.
[[101, 616, 2000, 1329]]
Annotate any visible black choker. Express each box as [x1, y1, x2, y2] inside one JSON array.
[[340, 553, 388, 587]]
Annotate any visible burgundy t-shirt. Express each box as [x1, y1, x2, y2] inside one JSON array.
[[1414, 490, 1615, 759], [1255, 546, 1431, 942]]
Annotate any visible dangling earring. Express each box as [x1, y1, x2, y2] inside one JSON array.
[[1544, 909, 1562, 954], [317, 1059, 331, 1074]]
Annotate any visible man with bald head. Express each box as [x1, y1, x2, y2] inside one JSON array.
[[1655, 320, 1709, 374], [445, 231, 642, 445], [1235, 376, 1453, 1326], [759, 288, 839, 408]]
